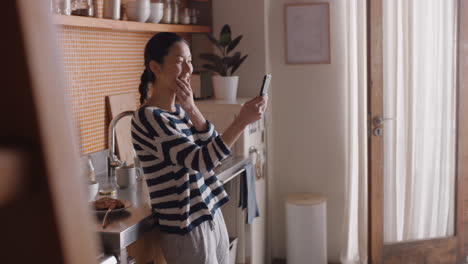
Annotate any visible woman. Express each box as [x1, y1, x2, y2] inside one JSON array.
[[131, 32, 267, 264]]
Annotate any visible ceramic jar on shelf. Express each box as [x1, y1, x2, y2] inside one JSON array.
[[62, 0, 72, 15], [181, 8, 190, 24], [171, 0, 180, 24], [103, 0, 120, 20], [71, 0, 94, 16], [162, 0, 171, 23]]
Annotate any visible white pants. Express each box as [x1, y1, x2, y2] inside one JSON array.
[[160, 210, 230, 264]]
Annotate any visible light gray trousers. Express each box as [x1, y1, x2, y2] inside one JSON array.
[[160, 210, 230, 264]]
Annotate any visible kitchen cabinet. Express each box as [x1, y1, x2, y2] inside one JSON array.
[[126, 229, 167, 264]]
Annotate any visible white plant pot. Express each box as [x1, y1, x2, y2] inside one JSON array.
[[212, 76, 239, 101]]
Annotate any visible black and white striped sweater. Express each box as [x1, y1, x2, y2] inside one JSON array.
[[131, 104, 232, 235]]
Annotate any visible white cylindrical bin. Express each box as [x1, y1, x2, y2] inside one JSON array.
[[286, 193, 327, 264]]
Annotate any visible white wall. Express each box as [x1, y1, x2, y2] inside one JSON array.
[[212, 0, 268, 97], [213, 0, 347, 262]]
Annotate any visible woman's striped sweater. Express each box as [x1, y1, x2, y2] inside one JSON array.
[[131, 104, 232, 235]]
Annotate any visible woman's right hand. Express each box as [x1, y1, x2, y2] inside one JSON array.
[[220, 96, 268, 149], [237, 96, 268, 127]]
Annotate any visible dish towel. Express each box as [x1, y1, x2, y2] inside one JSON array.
[[238, 163, 260, 224]]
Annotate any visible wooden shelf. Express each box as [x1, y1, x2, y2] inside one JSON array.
[[53, 14, 211, 33]]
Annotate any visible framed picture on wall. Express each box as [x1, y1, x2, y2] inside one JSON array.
[[284, 3, 331, 64]]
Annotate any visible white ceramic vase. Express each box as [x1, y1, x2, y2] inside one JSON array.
[[212, 76, 239, 101]]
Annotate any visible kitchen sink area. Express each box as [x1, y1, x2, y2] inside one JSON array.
[[89, 149, 252, 264]]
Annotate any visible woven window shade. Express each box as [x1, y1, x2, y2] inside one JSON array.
[[58, 26, 152, 154]]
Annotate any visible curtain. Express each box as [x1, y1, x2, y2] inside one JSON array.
[[383, 0, 457, 242], [340, 0, 368, 263]]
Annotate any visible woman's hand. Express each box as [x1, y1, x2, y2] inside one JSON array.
[[220, 95, 268, 149], [173, 77, 196, 112], [173, 77, 208, 131], [236, 96, 268, 127]]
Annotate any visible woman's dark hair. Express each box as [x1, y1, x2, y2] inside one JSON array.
[[138, 32, 188, 105]]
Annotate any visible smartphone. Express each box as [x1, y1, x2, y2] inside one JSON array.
[[259, 74, 272, 96]]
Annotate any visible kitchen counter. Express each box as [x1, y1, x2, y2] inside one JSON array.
[[93, 155, 252, 260], [93, 180, 153, 255]]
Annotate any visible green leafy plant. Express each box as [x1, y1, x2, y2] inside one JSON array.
[[199, 24, 248, 76]]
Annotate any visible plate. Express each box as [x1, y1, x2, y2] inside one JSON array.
[[91, 199, 132, 214]]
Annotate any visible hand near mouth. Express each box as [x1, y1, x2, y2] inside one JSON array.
[[174, 77, 196, 112], [172, 76, 209, 131]]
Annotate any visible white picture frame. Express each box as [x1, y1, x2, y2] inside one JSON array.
[[284, 3, 331, 64]]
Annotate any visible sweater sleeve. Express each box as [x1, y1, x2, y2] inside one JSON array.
[[193, 120, 218, 141], [149, 110, 232, 174]]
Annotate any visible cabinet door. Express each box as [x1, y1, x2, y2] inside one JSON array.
[[127, 229, 167, 264]]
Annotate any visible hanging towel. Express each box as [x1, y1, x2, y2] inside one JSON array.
[[238, 163, 260, 224]]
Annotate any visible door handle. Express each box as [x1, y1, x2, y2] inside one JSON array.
[[373, 116, 395, 126]]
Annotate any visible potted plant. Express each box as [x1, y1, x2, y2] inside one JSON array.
[[200, 24, 248, 100]]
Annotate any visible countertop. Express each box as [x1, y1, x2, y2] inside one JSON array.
[[93, 155, 252, 254]]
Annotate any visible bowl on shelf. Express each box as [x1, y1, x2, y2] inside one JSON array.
[[147, 3, 163, 23], [126, 0, 150, 10], [126, 0, 150, 22], [126, 6, 150, 22]]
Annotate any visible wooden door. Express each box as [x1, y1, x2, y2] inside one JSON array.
[[368, 0, 468, 263], [0, 1, 98, 263]]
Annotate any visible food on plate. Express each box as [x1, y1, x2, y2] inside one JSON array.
[[93, 197, 125, 211]]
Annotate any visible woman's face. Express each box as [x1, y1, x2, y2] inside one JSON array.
[[154, 41, 193, 88]]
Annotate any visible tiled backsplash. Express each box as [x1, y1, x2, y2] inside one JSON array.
[[58, 26, 153, 155]]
